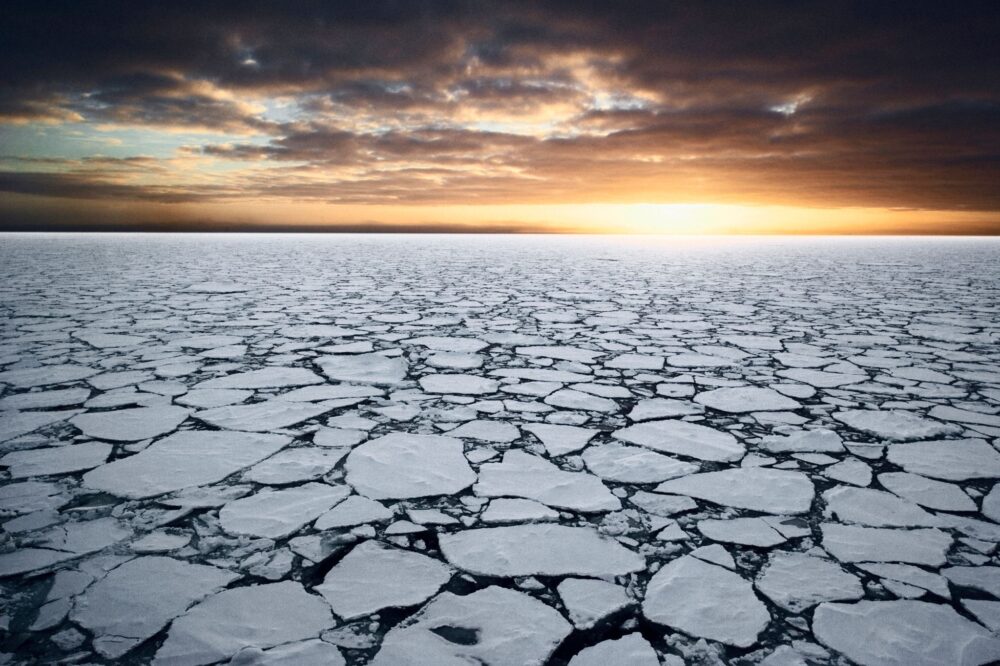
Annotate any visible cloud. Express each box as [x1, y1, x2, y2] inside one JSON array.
[[0, 1, 998, 223]]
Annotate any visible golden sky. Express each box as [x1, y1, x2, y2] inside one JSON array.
[[2, 3, 998, 233]]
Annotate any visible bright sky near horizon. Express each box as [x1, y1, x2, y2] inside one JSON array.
[[2, 2, 998, 233]]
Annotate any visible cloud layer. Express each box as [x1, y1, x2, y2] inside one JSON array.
[[2, 1, 999, 229]]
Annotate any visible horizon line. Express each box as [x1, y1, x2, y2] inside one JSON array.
[[2, 226, 999, 237]]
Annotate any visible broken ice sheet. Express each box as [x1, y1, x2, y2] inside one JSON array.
[[655, 467, 815, 514], [83, 431, 289, 498], [440, 523, 645, 577], [2, 441, 111, 478], [315, 541, 451, 619], [613, 418, 745, 462], [153, 582, 334, 665], [581, 442, 699, 483], [219, 482, 350, 539], [813, 601, 1000, 666], [70, 405, 189, 441], [194, 398, 341, 431], [557, 578, 631, 629], [3, 236, 1000, 665], [371, 586, 571, 666], [70, 556, 239, 658], [473, 450, 620, 512], [643, 554, 770, 648], [346, 432, 476, 499]]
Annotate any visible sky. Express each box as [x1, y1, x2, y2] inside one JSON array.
[[1, 1, 998, 234]]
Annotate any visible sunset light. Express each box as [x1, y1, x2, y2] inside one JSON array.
[[2, 3, 998, 233]]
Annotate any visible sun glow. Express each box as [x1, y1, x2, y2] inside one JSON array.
[[10, 195, 988, 235]]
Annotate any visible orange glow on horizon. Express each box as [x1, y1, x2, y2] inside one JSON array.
[[3, 193, 996, 235]]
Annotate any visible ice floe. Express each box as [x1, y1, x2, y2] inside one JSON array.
[[153, 582, 334, 666], [371, 586, 571, 666], [346, 432, 476, 499], [613, 418, 745, 462], [887, 438, 1000, 481], [440, 524, 644, 577], [316, 353, 408, 384], [316, 541, 451, 619], [473, 450, 620, 512], [195, 399, 337, 431], [643, 554, 770, 647], [821, 523, 952, 565], [755, 552, 863, 612], [3, 441, 111, 478], [83, 431, 288, 498], [694, 386, 801, 413], [71, 556, 238, 658], [833, 409, 962, 441], [569, 633, 659, 666], [813, 600, 1000, 666], [70, 405, 189, 441], [557, 578, 631, 629], [219, 482, 350, 538], [655, 467, 815, 514]]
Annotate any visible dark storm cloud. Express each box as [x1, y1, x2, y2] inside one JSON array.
[[1, 1, 998, 216], [0, 171, 207, 203]]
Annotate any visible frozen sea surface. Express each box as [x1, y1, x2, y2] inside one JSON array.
[[1, 233, 1000, 665]]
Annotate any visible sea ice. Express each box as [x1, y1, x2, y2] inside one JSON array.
[[755, 552, 863, 612], [813, 601, 1000, 666], [70, 405, 189, 441], [219, 482, 350, 539], [0, 364, 98, 388], [420, 373, 499, 395], [2, 441, 111, 478], [568, 633, 659, 666], [613, 418, 745, 462], [628, 397, 703, 420], [823, 486, 939, 527], [244, 447, 345, 485], [557, 578, 631, 629], [71, 556, 238, 658], [447, 418, 520, 442], [522, 423, 597, 456], [655, 467, 815, 514], [371, 586, 571, 666], [195, 399, 337, 431], [316, 541, 451, 619], [694, 386, 801, 413], [314, 495, 393, 529], [473, 450, 620, 512], [317, 353, 409, 384], [886, 439, 1000, 481], [479, 498, 559, 524], [697, 518, 788, 547], [582, 443, 698, 483], [877, 472, 977, 512], [279, 324, 357, 338], [833, 409, 962, 441], [439, 524, 644, 577], [193, 367, 324, 389], [153, 582, 334, 666], [407, 336, 489, 352], [83, 431, 288, 498], [0, 387, 90, 410], [643, 555, 770, 648], [0, 409, 81, 443], [820, 523, 951, 565], [544, 388, 617, 412], [346, 432, 476, 499], [759, 428, 844, 453]]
